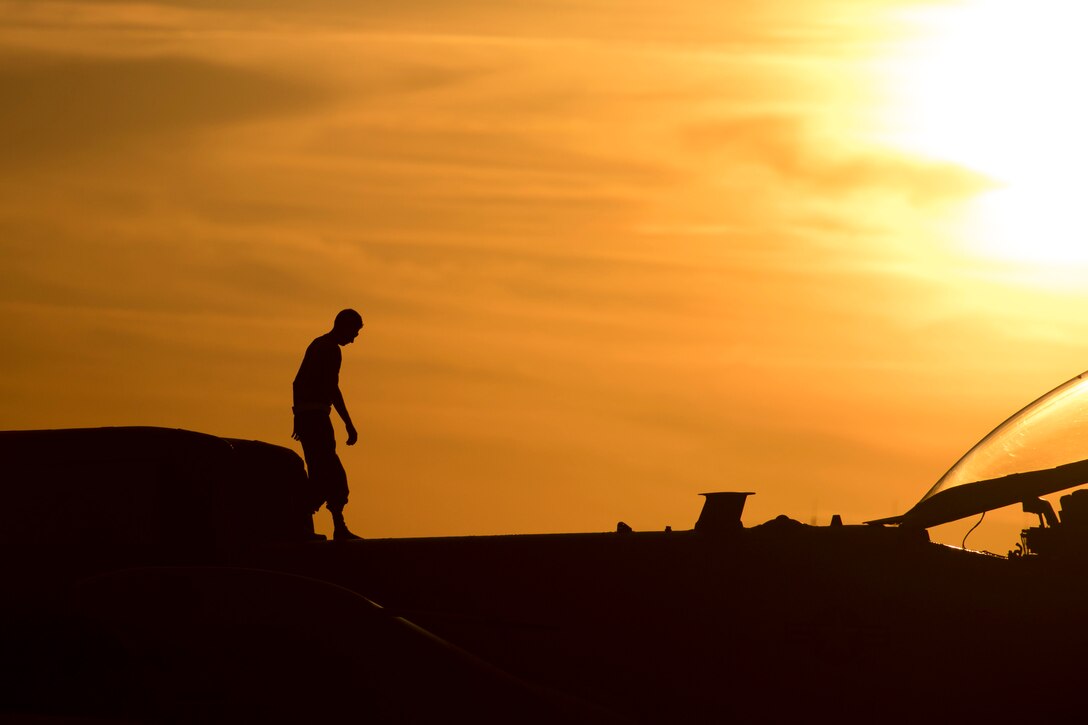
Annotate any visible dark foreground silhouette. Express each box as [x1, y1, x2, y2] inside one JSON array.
[[4, 426, 1088, 723]]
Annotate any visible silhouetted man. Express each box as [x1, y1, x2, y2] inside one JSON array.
[[292, 309, 364, 540]]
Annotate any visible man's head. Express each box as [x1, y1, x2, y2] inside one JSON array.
[[331, 308, 364, 345]]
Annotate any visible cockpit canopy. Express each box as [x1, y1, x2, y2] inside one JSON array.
[[873, 371, 1088, 530]]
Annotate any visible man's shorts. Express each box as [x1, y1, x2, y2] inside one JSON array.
[[292, 411, 349, 513]]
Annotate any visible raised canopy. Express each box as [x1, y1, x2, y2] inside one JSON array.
[[872, 371, 1088, 529]]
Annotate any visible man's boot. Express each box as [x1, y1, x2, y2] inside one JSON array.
[[331, 510, 362, 540]]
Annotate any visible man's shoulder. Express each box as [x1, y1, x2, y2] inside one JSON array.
[[306, 334, 341, 359], [308, 333, 337, 348]]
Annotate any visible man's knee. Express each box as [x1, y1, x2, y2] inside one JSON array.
[[326, 471, 349, 512]]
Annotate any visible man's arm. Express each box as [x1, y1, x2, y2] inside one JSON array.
[[332, 386, 358, 446]]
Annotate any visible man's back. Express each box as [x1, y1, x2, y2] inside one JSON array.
[[293, 333, 341, 410]]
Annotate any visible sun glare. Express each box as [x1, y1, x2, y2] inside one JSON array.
[[882, 0, 1088, 265]]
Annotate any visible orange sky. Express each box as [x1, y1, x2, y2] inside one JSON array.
[[3, 0, 1088, 551]]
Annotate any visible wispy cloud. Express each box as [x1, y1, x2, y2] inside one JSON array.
[[686, 113, 994, 203], [0, 54, 326, 165]]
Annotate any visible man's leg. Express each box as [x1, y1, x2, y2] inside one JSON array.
[[298, 413, 358, 539], [325, 456, 358, 540], [297, 413, 331, 515]]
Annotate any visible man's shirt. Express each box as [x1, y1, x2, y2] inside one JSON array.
[[293, 333, 341, 410]]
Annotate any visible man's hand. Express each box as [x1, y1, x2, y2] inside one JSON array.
[[345, 424, 358, 446]]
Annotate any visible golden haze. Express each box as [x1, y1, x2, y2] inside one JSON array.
[[2, 0, 1087, 551]]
